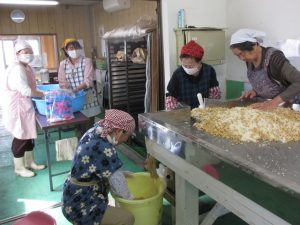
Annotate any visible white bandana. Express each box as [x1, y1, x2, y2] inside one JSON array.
[[14, 39, 32, 53], [230, 29, 266, 46]]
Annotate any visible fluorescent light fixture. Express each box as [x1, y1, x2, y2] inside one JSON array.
[[0, 0, 59, 5]]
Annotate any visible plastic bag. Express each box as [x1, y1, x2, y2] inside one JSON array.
[[116, 50, 125, 61], [103, 16, 157, 40], [45, 89, 74, 123], [131, 48, 147, 64]]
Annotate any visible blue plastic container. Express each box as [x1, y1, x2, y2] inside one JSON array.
[[32, 85, 87, 115], [36, 84, 59, 91]]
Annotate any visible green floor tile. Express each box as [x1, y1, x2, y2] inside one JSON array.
[[2, 128, 300, 225]]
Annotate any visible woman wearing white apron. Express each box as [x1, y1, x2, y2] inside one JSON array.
[[1, 39, 46, 177], [58, 39, 101, 137]]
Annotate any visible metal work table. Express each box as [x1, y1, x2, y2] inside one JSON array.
[[35, 112, 89, 191], [138, 107, 300, 225]]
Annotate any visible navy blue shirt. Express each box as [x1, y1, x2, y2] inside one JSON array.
[[166, 63, 219, 108]]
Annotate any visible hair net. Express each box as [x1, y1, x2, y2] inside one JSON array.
[[181, 40, 204, 59], [97, 109, 135, 138], [230, 28, 266, 46], [14, 39, 32, 53]]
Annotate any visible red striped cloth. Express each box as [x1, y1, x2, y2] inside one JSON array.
[[165, 96, 179, 110], [208, 86, 221, 99], [98, 109, 135, 138]]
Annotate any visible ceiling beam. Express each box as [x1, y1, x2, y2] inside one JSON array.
[[57, 0, 101, 5]]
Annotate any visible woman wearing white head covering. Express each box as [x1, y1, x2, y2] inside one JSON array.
[[1, 39, 46, 177], [230, 28, 300, 110]]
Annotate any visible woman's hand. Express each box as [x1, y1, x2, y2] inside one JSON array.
[[250, 96, 284, 110], [165, 96, 178, 110], [208, 86, 221, 99], [59, 82, 70, 89], [240, 89, 257, 99], [123, 171, 133, 178], [144, 155, 158, 178], [72, 87, 78, 94], [31, 89, 45, 98], [73, 84, 86, 94], [250, 101, 278, 110]]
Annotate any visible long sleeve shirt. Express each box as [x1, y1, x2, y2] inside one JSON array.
[[247, 47, 300, 101], [166, 63, 220, 109]]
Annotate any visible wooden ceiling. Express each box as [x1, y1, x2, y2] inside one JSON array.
[[57, 0, 101, 5], [49, 0, 157, 5]]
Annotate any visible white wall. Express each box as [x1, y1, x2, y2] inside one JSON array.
[[227, 0, 300, 82], [161, 0, 227, 93], [162, 0, 300, 96]]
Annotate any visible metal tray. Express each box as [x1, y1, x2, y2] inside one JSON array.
[[204, 97, 265, 108]]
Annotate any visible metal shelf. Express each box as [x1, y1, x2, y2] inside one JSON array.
[[106, 38, 148, 124]]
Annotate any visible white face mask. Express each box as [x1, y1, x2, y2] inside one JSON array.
[[182, 65, 199, 76], [18, 54, 34, 64], [112, 137, 118, 146], [67, 50, 81, 59], [107, 134, 118, 146]]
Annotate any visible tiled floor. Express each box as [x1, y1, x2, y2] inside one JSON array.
[[0, 107, 13, 168], [0, 125, 174, 225], [0, 108, 171, 225], [1, 109, 299, 225]]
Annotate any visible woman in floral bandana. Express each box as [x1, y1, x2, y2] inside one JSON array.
[[62, 109, 136, 225]]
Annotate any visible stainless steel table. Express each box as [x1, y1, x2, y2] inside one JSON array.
[[139, 107, 300, 225], [35, 112, 89, 191]]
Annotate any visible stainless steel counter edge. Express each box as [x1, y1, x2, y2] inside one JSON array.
[[138, 108, 300, 196]]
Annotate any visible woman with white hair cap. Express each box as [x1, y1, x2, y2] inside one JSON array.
[[230, 28, 300, 110], [62, 109, 136, 225], [1, 39, 45, 177]]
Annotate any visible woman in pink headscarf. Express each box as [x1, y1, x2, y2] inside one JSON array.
[[62, 109, 136, 225]]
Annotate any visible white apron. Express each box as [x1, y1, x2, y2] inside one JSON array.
[[2, 62, 37, 139]]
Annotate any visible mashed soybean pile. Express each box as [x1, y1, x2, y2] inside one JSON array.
[[191, 107, 300, 143]]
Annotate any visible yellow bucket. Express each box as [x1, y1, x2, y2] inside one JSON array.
[[113, 172, 166, 225]]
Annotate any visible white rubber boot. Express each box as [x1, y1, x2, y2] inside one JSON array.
[[13, 157, 35, 177], [24, 151, 46, 170]]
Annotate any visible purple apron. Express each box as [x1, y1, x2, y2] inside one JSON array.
[[247, 48, 286, 99]]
